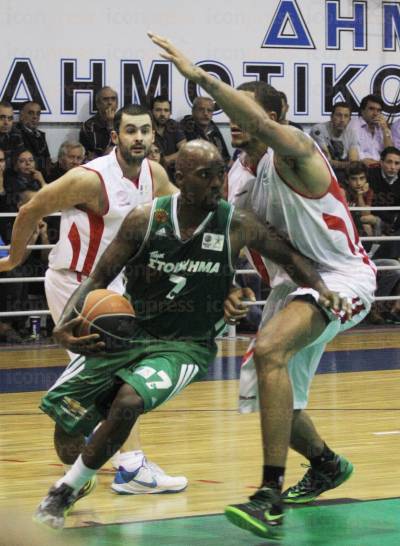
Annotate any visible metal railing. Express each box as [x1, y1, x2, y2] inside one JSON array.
[[0, 206, 399, 319]]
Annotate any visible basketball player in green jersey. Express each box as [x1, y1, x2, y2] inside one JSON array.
[[35, 140, 350, 529]]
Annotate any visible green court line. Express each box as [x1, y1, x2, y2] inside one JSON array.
[[67, 497, 400, 546]]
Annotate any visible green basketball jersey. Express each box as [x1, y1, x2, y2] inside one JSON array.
[[125, 194, 235, 344]]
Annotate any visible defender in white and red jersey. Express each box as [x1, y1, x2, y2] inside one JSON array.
[[46, 147, 154, 318], [0, 104, 187, 497], [150, 34, 377, 540], [238, 148, 376, 413]]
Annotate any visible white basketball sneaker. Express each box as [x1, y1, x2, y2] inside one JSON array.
[[111, 454, 188, 494]]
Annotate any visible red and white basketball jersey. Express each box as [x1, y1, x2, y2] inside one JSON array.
[[48, 148, 154, 276], [247, 149, 376, 300], [227, 153, 256, 207]]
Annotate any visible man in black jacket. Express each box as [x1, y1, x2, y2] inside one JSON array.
[[368, 146, 400, 260], [0, 101, 24, 167], [79, 86, 118, 159], [16, 101, 51, 175], [180, 97, 230, 165]]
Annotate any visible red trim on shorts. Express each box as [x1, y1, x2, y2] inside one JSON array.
[[248, 249, 270, 286], [240, 341, 255, 369], [81, 211, 105, 276], [82, 166, 110, 215], [330, 297, 366, 324], [68, 222, 81, 271]]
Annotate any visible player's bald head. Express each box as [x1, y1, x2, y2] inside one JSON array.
[[175, 140, 222, 174]]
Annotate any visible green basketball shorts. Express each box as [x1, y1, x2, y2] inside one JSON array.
[[40, 338, 214, 435]]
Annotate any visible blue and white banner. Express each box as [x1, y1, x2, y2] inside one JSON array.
[[0, 0, 399, 122]]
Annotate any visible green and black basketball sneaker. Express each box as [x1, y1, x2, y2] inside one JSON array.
[[282, 454, 354, 504], [66, 475, 97, 513], [34, 483, 79, 529], [224, 487, 284, 540]]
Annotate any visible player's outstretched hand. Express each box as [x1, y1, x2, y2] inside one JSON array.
[[148, 32, 199, 81], [319, 290, 353, 320], [224, 287, 256, 325], [53, 316, 105, 355]]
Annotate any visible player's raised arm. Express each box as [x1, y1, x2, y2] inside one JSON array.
[[0, 167, 102, 272], [148, 33, 313, 160], [230, 208, 352, 317]]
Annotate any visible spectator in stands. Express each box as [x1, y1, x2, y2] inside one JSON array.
[[180, 96, 230, 164], [278, 91, 303, 131], [0, 150, 24, 343], [367, 146, 400, 260], [310, 102, 359, 182], [43, 141, 84, 244], [151, 95, 186, 179], [0, 101, 24, 167], [147, 143, 162, 163], [391, 117, 400, 149], [5, 188, 50, 339], [48, 141, 85, 181], [16, 101, 51, 175], [5, 150, 46, 204], [372, 259, 400, 324], [79, 86, 118, 159], [0, 147, 13, 244], [343, 161, 400, 324], [343, 161, 380, 240], [349, 94, 392, 165]]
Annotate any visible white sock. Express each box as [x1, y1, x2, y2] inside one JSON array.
[[118, 450, 145, 471], [56, 455, 97, 493]]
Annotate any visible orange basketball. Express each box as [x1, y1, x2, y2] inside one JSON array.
[[75, 289, 136, 351]]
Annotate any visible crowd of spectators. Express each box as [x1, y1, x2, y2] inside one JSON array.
[[310, 96, 400, 325], [0, 87, 399, 342]]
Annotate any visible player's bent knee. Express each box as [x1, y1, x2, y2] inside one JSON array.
[[110, 383, 144, 423], [253, 339, 290, 371], [54, 423, 85, 464]]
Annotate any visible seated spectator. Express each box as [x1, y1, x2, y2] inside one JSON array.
[[47, 141, 85, 244], [367, 146, 400, 260], [147, 143, 162, 163], [5, 149, 46, 198], [310, 101, 359, 182], [349, 94, 393, 165], [343, 161, 381, 242], [16, 101, 51, 175], [180, 96, 230, 164], [151, 95, 186, 180], [0, 147, 13, 243], [370, 258, 400, 325], [343, 161, 400, 324], [5, 189, 50, 338], [48, 140, 85, 181], [0, 145, 22, 342], [391, 117, 400, 149], [79, 86, 118, 159], [278, 91, 303, 130], [0, 101, 24, 167]]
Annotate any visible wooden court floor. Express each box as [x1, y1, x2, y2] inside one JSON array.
[[0, 326, 399, 544]]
